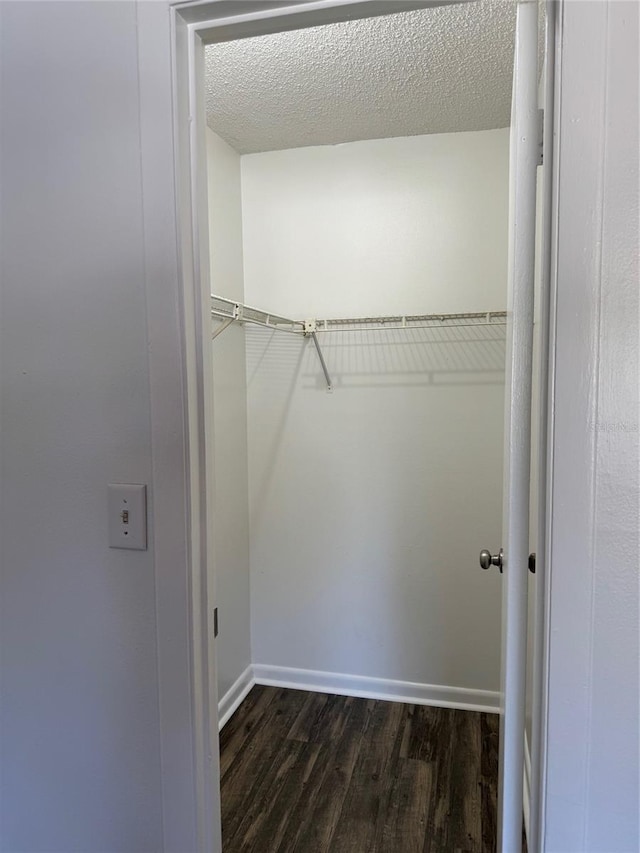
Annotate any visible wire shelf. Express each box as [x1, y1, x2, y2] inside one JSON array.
[[211, 294, 507, 390]]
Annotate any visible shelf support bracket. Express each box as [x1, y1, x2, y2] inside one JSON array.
[[211, 316, 234, 340], [304, 320, 332, 391]]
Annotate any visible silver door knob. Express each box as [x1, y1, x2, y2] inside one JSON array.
[[479, 548, 503, 572]]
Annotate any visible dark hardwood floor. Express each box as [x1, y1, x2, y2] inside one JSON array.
[[220, 685, 504, 853]]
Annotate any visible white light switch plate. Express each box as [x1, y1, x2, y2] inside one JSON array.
[[108, 484, 147, 550]]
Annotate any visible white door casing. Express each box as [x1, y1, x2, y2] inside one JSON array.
[[168, 1, 546, 850]]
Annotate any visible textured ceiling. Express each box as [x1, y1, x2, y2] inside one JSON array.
[[205, 0, 519, 154]]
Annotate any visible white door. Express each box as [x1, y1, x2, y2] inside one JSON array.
[[492, 1, 541, 850]]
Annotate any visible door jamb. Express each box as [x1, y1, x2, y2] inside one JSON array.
[[529, 1, 563, 849]]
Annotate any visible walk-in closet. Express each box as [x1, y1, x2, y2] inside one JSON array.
[[205, 2, 515, 850]]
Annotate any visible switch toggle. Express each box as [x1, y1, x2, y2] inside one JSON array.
[[108, 484, 147, 550]]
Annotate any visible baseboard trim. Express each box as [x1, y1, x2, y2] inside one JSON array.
[[252, 664, 500, 714], [218, 665, 255, 731], [523, 731, 531, 842]]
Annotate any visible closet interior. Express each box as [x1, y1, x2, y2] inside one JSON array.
[[205, 2, 513, 849]]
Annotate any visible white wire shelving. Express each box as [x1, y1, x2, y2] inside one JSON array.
[[211, 293, 507, 391]]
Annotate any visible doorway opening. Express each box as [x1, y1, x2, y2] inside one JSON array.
[[173, 0, 550, 850]]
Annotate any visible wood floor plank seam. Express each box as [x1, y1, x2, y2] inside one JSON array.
[[219, 685, 512, 853], [283, 697, 370, 853]]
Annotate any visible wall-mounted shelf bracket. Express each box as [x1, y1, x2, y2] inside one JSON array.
[[211, 316, 235, 340], [304, 320, 332, 391]]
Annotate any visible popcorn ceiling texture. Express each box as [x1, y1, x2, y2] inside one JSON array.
[[205, 0, 518, 154]]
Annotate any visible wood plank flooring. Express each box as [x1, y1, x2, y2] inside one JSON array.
[[220, 686, 505, 853]]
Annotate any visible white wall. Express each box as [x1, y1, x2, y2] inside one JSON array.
[[0, 2, 165, 849], [544, 2, 639, 851], [242, 130, 508, 693], [206, 129, 252, 701], [242, 130, 510, 317]]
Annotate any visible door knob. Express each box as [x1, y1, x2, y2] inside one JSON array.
[[479, 548, 503, 573], [528, 552, 536, 573]]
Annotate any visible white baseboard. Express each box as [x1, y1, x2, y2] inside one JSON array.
[[523, 731, 532, 843], [252, 664, 500, 714], [218, 664, 499, 730], [218, 665, 255, 731]]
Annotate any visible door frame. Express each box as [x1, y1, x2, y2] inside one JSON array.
[[167, 1, 558, 849], [528, 2, 561, 850]]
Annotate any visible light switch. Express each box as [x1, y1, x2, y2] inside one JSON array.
[[108, 484, 147, 550]]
